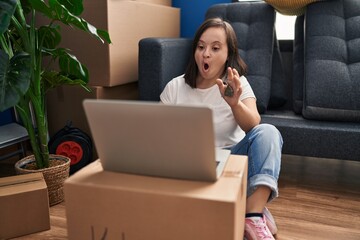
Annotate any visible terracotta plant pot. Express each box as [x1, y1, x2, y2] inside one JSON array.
[[15, 154, 71, 206]]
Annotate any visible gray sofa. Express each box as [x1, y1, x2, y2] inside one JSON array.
[[138, 0, 360, 161]]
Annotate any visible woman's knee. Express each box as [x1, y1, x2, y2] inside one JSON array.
[[251, 124, 283, 144]]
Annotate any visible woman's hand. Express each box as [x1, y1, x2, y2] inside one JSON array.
[[216, 67, 242, 108], [216, 67, 260, 132]]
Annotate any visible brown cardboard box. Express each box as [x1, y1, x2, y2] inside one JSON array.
[[0, 173, 50, 239], [46, 83, 139, 160], [59, 1, 180, 87], [140, 0, 172, 6], [65, 155, 248, 240]]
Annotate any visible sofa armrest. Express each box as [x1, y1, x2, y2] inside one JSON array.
[[138, 38, 193, 101]]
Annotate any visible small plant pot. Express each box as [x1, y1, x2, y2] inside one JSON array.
[[15, 154, 71, 206]]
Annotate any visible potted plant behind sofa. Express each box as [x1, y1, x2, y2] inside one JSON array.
[[0, 0, 111, 205]]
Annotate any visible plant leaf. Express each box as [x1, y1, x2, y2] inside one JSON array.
[[38, 25, 61, 49], [0, 50, 31, 112], [26, 0, 52, 16], [57, 0, 83, 16], [59, 52, 89, 82], [0, 0, 17, 35], [28, 0, 111, 44], [42, 70, 91, 92], [97, 29, 112, 45], [42, 47, 89, 83]]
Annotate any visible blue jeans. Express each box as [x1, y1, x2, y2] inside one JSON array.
[[230, 124, 283, 202]]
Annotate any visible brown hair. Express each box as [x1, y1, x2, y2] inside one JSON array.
[[184, 18, 247, 88]]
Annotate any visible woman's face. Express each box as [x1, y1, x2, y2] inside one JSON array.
[[195, 26, 228, 83]]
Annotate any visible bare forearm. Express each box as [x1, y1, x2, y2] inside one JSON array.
[[231, 99, 260, 133]]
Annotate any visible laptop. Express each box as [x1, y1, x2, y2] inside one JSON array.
[[83, 99, 230, 182]]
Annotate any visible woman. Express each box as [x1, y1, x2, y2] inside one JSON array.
[[160, 18, 282, 240]]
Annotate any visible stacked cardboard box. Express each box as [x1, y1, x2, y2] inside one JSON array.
[[59, 0, 179, 86], [46, 83, 139, 161], [139, 0, 172, 6], [47, 0, 180, 160], [65, 155, 248, 240], [47, 83, 139, 137]]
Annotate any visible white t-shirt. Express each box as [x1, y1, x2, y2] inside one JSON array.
[[160, 74, 256, 148]]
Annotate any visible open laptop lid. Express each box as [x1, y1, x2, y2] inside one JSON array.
[[83, 99, 229, 182]]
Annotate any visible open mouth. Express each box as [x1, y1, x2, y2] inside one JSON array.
[[204, 63, 209, 71]]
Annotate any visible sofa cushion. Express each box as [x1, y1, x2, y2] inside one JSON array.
[[265, 0, 323, 16], [138, 38, 192, 101], [206, 1, 275, 113], [261, 110, 360, 161], [303, 0, 360, 122]]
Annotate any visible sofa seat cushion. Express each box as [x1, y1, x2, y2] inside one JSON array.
[[303, 0, 360, 122], [261, 110, 360, 161]]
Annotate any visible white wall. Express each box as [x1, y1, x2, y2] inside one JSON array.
[[276, 13, 296, 40]]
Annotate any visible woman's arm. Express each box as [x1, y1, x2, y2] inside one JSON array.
[[216, 67, 260, 133], [231, 97, 260, 133]]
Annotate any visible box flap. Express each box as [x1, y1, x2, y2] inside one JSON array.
[[223, 157, 247, 178], [0, 173, 47, 197], [0, 172, 44, 187], [66, 155, 248, 202]]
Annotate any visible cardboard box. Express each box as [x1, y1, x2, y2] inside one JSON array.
[[59, 1, 180, 87], [138, 0, 172, 6], [0, 173, 50, 239], [65, 155, 248, 240], [46, 83, 139, 160]]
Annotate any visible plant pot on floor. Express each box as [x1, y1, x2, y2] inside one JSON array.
[[15, 154, 71, 206]]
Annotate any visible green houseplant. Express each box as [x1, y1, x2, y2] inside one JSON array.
[[0, 0, 111, 170]]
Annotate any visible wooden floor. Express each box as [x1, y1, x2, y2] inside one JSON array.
[[1, 152, 360, 240]]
